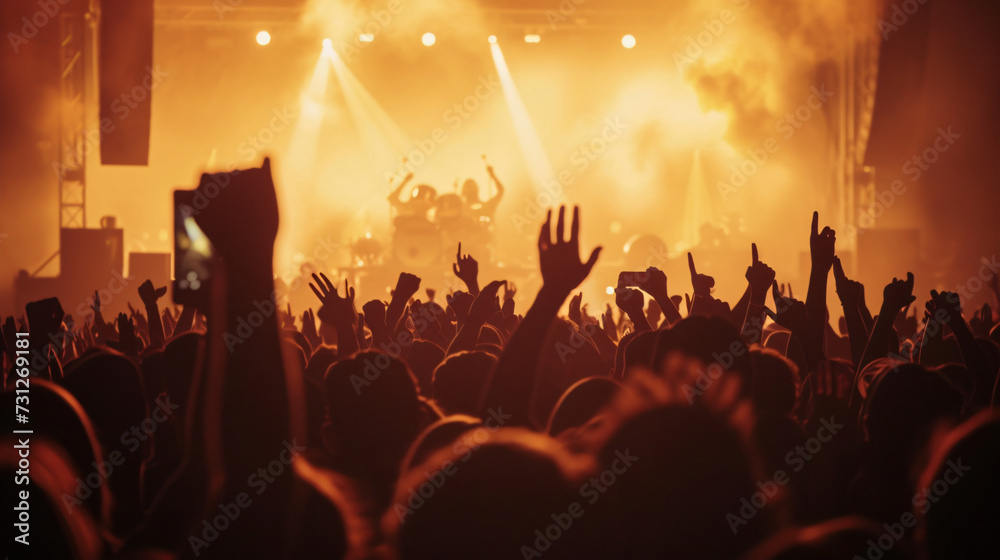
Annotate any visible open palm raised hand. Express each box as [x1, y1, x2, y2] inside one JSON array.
[[538, 206, 602, 298]]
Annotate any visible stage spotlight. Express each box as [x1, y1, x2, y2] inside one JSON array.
[[488, 35, 497, 44], [359, 33, 374, 43], [422, 32, 436, 46], [322, 38, 332, 49], [606, 286, 615, 295], [256, 30, 271, 46], [524, 34, 540, 43], [622, 34, 636, 48]]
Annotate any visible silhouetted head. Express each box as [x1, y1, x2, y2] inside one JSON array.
[[918, 411, 1000, 559], [861, 363, 964, 456], [432, 351, 496, 416], [163, 331, 203, 413], [0, 381, 107, 525], [305, 345, 337, 385], [323, 350, 421, 462], [547, 377, 621, 437], [386, 429, 585, 560], [461, 178, 480, 203], [407, 339, 445, 396], [750, 347, 799, 416], [591, 405, 767, 559], [62, 351, 149, 459], [653, 316, 755, 399], [0, 439, 104, 560], [744, 516, 912, 560], [401, 414, 482, 473]]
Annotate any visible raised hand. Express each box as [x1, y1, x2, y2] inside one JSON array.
[[362, 299, 389, 345], [832, 257, 862, 306], [569, 292, 583, 325], [116, 312, 140, 358], [138, 279, 168, 307], [616, 285, 651, 333], [926, 289, 962, 321], [452, 242, 480, 296], [809, 211, 836, 272], [467, 280, 506, 327], [501, 282, 516, 317], [615, 286, 644, 317], [301, 309, 320, 349], [882, 272, 916, 311], [745, 243, 775, 303], [970, 303, 993, 337], [687, 252, 715, 297], [538, 206, 602, 298], [769, 280, 808, 334], [602, 305, 617, 342], [446, 290, 474, 327], [280, 303, 296, 329], [192, 157, 278, 266], [90, 290, 101, 316], [395, 272, 421, 302], [309, 273, 357, 328]]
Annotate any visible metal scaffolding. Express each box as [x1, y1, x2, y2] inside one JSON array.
[[58, 12, 87, 229]]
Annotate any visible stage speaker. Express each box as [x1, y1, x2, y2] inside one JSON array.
[[60, 227, 124, 281], [856, 229, 920, 291], [129, 252, 171, 287], [99, 0, 155, 165]]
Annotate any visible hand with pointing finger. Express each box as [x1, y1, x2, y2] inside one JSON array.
[[688, 252, 715, 297], [745, 243, 775, 305], [810, 211, 836, 272], [453, 242, 480, 296]]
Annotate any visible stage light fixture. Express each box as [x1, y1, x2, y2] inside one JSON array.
[[622, 34, 636, 48], [488, 35, 497, 44], [322, 38, 332, 49], [524, 34, 540, 43], [422, 32, 436, 46], [256, 30, 271, 46], [606, 286, 615, 295], [359, 33, 374, 43]]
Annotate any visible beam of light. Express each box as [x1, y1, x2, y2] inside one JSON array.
[[256, 30, 271, 46], [679, 149, 714, 252], [275, 43, 333, 268], [621, 34, 636, 49], [327, 48, 413, 185], [489, 42, 556, 193], [422, 32, 436, 46]]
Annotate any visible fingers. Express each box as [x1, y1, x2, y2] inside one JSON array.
[[688, 252, 696, 276], [751, 243, 759, 264], [763, 306, 778, 322], [319, 272, 334, 292], [905, 271, 914, 287], [788, 283, 793, 299], [452, 263, 460, 277], [571, 206, 580, 243], [811, 211, 819, 238], [556, 206, 566, 243], [833, 256, 845, 280], [538, 209, 552, 250], [457, 242, 462, 262], [309, 272, 328, 300], [309, 281, 324, 302], [772, 280, 781, 303]]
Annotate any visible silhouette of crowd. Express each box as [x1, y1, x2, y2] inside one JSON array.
[[3, 157, 999, 560]]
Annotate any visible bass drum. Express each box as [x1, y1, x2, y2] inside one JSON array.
[[392, 216, 442, 267]]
